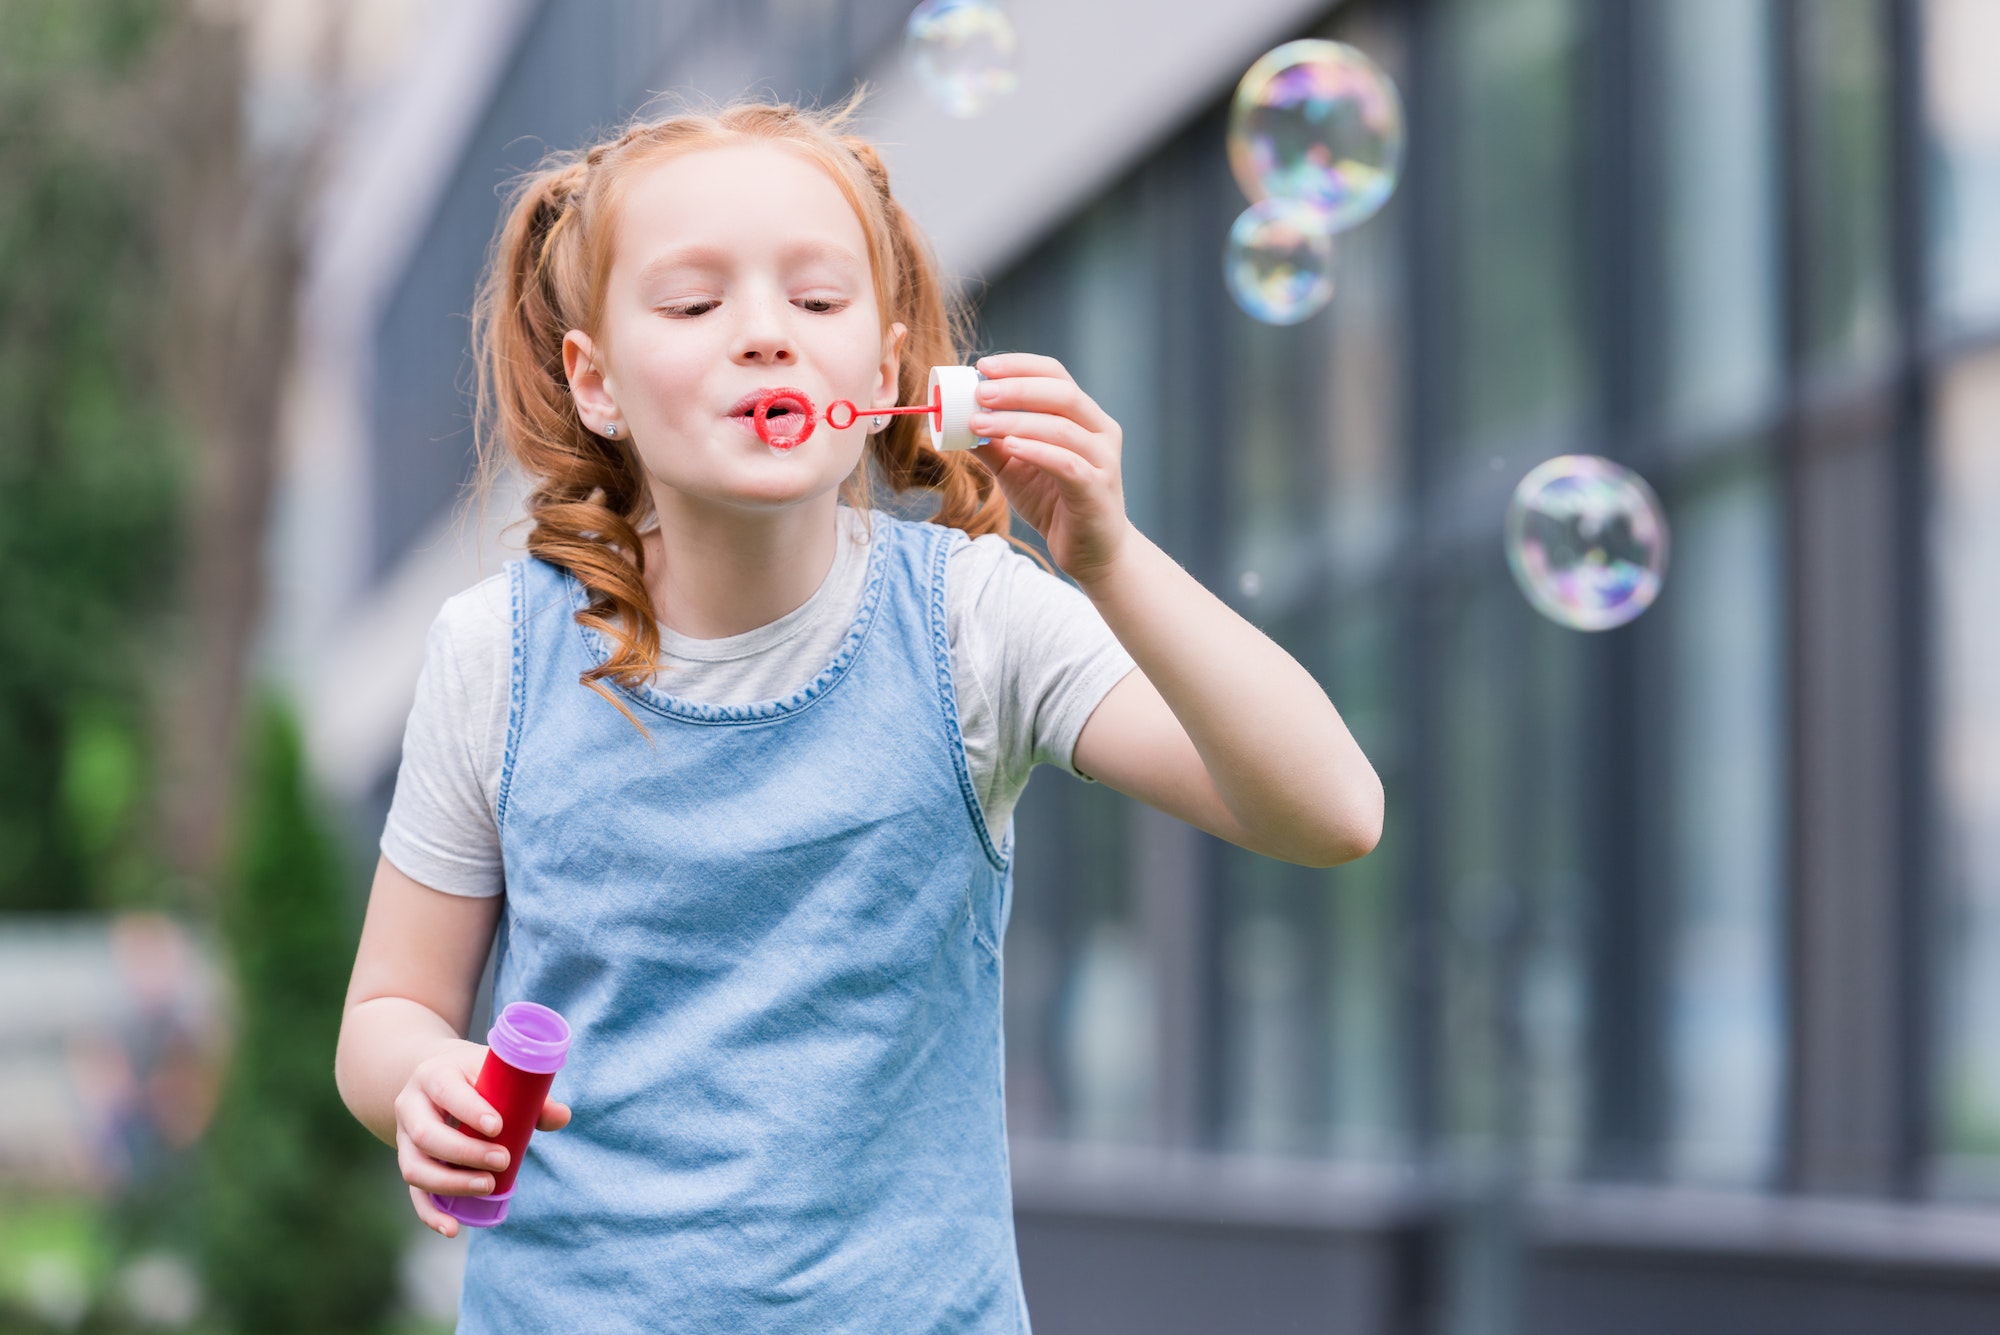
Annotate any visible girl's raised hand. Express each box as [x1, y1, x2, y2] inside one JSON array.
[[968, 353, 1133, 586], [394, 1038, 573, 1239]]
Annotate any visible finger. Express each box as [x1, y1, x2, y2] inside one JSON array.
[[967, 411, 1109, 465], [422, 1061, 502, 1138], [971, 440, 1020, 474], [973, 352, 1074, 383], [412, 1113, 512, 1172], [410, 1184, 463, 1239], [537, 1100, 573, 1132], [973, 438, 1065, 496], [973, 374, 1114, 432], [398, 1126, 499, 1197], [991, 435, 1099, 491]]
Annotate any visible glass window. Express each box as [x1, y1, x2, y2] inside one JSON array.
[[1007, 773, 1156, 1144], [1662, 463, 1787, 1186], [1068, 193, 1165, 534], [1797, 0, 1895, 374], [1925, 0, 2000, 332], [1933, 347, 2000, 1182], [1447, 0, 1588, 454], [1431, 575, 1591, 1176], [1658, 0, 1783, 435], [1325, 592, 1408, 1159], [979, 223, 1163, 1147], [1212, 3, 1412, 1160]]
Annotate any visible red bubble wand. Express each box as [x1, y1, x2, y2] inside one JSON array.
[[748, 367, 985, 453], [750, 384, 943, 449]]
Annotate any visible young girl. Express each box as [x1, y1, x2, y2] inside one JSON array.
[[336, 96, 1381, 1331]]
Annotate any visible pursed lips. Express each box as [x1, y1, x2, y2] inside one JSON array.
[[726, 388, 811, 439]]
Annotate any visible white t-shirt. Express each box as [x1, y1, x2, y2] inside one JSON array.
[[380, 508, 1137, 898]]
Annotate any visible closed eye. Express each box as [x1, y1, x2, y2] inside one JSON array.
[[796, 297, 846, 314], [661, 300, 718, 318]]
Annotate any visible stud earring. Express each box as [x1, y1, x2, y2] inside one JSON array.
[[603, 422, 619, 438], [871, 414, 888, 431]]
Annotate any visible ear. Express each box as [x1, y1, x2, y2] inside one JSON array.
[[871, 321, 909, 412], [562, 329, 619, 433]]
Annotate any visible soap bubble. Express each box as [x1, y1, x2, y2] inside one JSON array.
[[905, 0, 1018, 118], [1505, 456, 1669, 631], [1224, 198, 1336, 325], [1228, 39, 1404, 232], [1237, 570, 1263, 599]]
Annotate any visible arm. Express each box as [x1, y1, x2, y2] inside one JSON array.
[[336, 854, 569, 1237], [969, 354, 1383, 868], [336, 855, 499, 1145]]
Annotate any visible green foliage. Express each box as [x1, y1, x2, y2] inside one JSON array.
[[0, 0, 182, 913], [196, 701, 402, 1334]]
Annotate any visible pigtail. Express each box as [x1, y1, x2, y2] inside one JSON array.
[[472, 156, 657, 727]]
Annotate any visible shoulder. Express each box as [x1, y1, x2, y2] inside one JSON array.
[[946, 532, 1072, 614], [430, 569, 514, 664]]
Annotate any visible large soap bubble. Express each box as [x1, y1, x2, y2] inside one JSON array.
[[1505, 455, 1670, 631], [905, 0, 1019, 118], [1228, 39, 1405, 233], [1224, 197, 1337, 325]]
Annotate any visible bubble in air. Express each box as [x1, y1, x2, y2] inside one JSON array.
[[1224, 198, 1337, 325], [1237, 570, 1263, 599], [906, 0, 1019, 118], [1505, 455, 1669, 632], [1228, 39, 1405, 233]]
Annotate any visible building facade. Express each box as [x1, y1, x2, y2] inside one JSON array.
[[273, 0, 2000, 1330]]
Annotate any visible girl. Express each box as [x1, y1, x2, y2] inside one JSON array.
[[335, 95, 1381, 1332]]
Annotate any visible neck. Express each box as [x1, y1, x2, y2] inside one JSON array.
[[638, 488, 842, 640]]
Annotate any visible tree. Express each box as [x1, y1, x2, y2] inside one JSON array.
[[0, 0, 333, 916], [196, 699, 402, 1332], [0, 0, 182, 913]]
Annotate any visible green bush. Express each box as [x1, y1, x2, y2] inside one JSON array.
[[195, 701, 401, 1333]]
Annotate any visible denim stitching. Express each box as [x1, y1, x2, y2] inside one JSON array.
[[563, 526, 892, 726], [922, 526, 1009, 964], [927, 527, 1008, 876], [494, 558, 529, 832]]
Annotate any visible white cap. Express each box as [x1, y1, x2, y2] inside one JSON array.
[[928, 365, 984, 453]]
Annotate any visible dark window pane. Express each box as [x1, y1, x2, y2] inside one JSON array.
[[1662, 464, 1786, 1185], [1933, 347, 2000, 1185], [1006, 766, 1155, 1145], [1211, 4, 1412, 1158], [1924, 0, 2000, 331], [1447, 0, 1588, 453], [1658, 0, 1783, 433], [1434, 575, 1591, 1175], [1797, 0, 1895, 373]]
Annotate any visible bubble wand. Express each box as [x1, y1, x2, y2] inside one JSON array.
[[750, 366, 985, 453]]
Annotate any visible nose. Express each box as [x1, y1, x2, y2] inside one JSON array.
[[729, 289, 795, 367]]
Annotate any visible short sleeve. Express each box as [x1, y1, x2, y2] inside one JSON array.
[[378, 575, 513, 897], [947, 536, 1137, 834]]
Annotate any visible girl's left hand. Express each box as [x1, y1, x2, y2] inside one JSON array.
[[968, 353, 1133, 586]]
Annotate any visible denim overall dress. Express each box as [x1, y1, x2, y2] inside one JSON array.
[[455, 515, 1027, 1333]]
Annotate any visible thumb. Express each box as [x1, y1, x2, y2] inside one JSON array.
[[537, 1100, 572, 1132]]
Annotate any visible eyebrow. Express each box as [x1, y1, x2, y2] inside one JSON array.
[[633, 238, 865, 285]]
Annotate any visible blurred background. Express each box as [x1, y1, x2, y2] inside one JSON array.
[[2, 0, 1997, 1331]]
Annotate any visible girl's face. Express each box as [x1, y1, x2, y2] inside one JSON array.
[[563, 142, 905, 514]]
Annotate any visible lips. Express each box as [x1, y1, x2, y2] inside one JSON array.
[[727, 386, 817, 448], [727, 389, 807, 422]]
